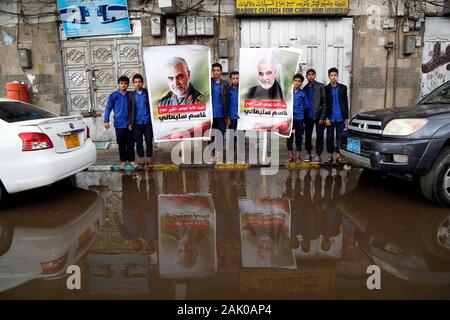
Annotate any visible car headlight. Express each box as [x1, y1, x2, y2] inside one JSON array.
[[382, 118, 428, 136]]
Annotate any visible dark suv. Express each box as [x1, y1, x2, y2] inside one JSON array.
[[340, 81, 450, 207]]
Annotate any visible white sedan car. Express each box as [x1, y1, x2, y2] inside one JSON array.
[[0, 98, 96, 205]]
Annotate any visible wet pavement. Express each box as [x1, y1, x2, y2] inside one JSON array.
[[0, 167, 449, 299]]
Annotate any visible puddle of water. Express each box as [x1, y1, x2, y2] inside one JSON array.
[[0, 168, 449, 299]]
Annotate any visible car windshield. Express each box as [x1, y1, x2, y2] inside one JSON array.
[[420, 81, 450, 104], [0, 101, 58, 123]]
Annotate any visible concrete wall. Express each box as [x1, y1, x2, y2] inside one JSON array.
[[140, 14, 239, 71], [351, 15, 423, 113], [0, 0, 447, 116], [0, 22, 65, 115]]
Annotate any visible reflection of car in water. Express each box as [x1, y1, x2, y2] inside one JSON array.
[[338, 173, 450, 282], [96, 5, 128, 24], [0, 188, 102, 293], [60, 6, 91, 24]]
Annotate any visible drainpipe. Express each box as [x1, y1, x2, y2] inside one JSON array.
[[393, 22, 399, 109], [384, 42, 394, 109], [56, 20, 68, 116], [392, 1, 399, 109]]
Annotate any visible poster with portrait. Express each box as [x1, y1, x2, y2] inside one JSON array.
[[237, 48, 302, 138], [143, 45, 212, 142], [158, 194, 217, 278], [239, 198, 297, 268]]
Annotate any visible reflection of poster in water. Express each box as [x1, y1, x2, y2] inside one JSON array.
[[143, 45, 212, 142], [158, 194, 217, 278], [237, 48, 301, 138], [89, 254, 148, 295], [57, 0, 131, 38], [240, 199, 297, 268]]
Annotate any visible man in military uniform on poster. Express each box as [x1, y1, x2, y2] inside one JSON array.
[[159, 56, 205, 106]]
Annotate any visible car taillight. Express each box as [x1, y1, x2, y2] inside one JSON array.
[[19, 132, 54, 151], [40, 252, 68, 274], [86, 126, 91, 139]]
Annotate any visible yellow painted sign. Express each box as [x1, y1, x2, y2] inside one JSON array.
[[236, 0, 349, 15]]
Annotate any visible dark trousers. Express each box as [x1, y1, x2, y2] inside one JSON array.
[[228, 119, 238, 148], [229, 119, 238, 131], [133, 123, 153, 158], [326, 121, 345, 154], [287, 119, 304, 151], [209, 117, 226, 150], [304, 117, 326, 156], [115, 128, 135, 162]]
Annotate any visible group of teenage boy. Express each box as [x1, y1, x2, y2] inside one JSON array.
[[103, 64, 348, 168], [287, 67, 349, 165]]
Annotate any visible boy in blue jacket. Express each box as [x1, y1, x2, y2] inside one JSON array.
[[324, 68, 349, 164], [128, 74, 153, 167], [287, 74, 308, 164], [104, 75, 139, 170]]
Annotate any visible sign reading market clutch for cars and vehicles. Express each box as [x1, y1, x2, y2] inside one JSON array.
[[57, 0, 131, 37], [236, 0, 349, 15]]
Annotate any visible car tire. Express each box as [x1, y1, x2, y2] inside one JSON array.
[[0, 218, 13, 256], [57, 175, 77, 189], [417, 212, 450, 262], [0, 180, 6, 209], [420, 147, 450, 207]]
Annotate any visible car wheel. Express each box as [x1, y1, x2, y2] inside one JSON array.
[[0, 218, 13, 256], [58, 175, 77, 189], [420, 147, 450, 207], [417, 212, 450, 261], [0, 181, 6, 209]]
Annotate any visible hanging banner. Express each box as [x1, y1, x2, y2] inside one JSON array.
[[57, 0, 131, 38], [239, 198, 297, 269], [237, 48, 301, 138], [143, 45, 212, 142], [158, 194, 217, 278], [236, 0, 349, 15]]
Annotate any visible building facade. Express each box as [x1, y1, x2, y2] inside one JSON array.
[[0, 0, 449, 142]]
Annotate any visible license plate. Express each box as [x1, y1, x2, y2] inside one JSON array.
[[64, 133, 80, 149], [347, 137, 361, 154]]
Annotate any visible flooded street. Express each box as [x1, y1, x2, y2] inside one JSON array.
[[1, 167, 449, 299]]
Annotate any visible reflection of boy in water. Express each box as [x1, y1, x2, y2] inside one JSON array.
[[289, 170, 321, 252], [119, 172, 158, 254], [318, 170, 343, 252]]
